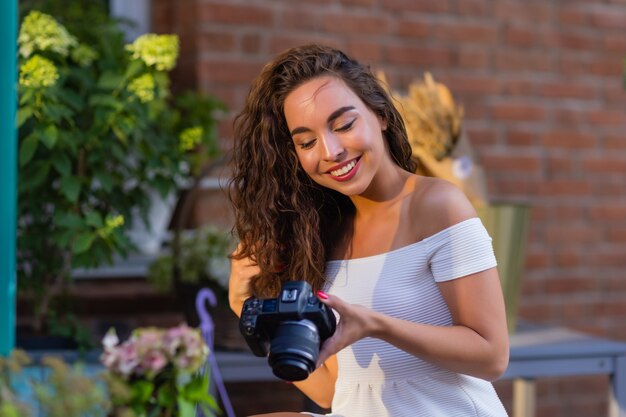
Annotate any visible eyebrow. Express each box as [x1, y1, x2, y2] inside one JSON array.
[[290, 106, 356, 136]]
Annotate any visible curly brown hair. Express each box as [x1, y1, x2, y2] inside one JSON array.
[[229, 44, 416, 297]]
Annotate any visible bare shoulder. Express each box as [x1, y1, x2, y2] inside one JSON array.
[[410, 176, 477, 239]]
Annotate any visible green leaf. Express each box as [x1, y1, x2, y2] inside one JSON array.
[[124, 59, 144, 80], [19, 88, 34, 105], [19, 132, 39, 166], [88, 94, 124, 110], [19, 161, 51, 192], [52, 153, 72, 177], [54, 212, 84, 229], [16, 107, 33, 128], [94, 171, 114, 192], [130, 380, 154, 403], [42, 103, 74, 123], [84, 211, 103, 228], [97, 71, 124, 90], [72, 232, 95, 254], [52, 229, 74, 247], [40, 125, 59, 149], [59, 176, 81, 202], [156, 385, 175, 407], [59, 89, 85, 111], [177, 398, 196, 417]]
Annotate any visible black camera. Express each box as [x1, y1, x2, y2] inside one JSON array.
[[239, 281, 336, 381]]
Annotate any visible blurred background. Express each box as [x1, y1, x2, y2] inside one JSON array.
[[6, 0, 626, 416]]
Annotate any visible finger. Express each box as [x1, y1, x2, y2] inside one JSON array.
[[317, 333, 343, 368], [317, 291, 348, 314]]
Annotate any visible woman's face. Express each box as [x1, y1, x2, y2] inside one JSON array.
[[284, 76, 391, 197]]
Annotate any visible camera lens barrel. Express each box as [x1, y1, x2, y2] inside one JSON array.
[[268, 320, 320, 381]]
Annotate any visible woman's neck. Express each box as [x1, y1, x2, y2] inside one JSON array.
[[350, 166, 415, 219]]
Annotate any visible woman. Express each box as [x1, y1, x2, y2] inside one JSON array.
[[228, 44, 509, 417]]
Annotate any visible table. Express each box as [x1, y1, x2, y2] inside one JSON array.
[[213, 324, 626, 417], [504, 324, 626, 417]]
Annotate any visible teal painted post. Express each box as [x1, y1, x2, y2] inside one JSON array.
[[0, 0, 18, 356]]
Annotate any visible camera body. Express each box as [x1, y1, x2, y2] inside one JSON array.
[[239, 280, 336, 381]]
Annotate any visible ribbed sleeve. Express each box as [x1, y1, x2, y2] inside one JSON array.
[[426, 217, 497, 282]]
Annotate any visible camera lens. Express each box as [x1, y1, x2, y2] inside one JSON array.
[[268, 320, 320, 381]]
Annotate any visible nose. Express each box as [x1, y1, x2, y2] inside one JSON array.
[[320, 134, 346, 162]]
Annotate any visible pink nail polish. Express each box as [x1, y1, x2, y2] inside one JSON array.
[[317, 291, 329, 299]]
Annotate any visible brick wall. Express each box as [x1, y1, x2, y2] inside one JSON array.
[[152, 1, 626, 415]]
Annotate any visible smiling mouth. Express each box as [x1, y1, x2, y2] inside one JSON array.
[[329, 157, 359, 177]]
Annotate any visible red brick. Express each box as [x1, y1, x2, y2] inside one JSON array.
[[433, 21, 499, 44], [199, 58, 264, 85], [537, 180, 593, 197], [464, 125, 498, 146], [480, 152, 542, 172], [396, 17, 431, 39], [502, 80, 535, 97], [602, 34, 626, 53], [590, 58, 624, 77], [493, 1, 552, 23], [455, 48, 490, 69], [385, 45, 453, 67], [538, 81, 598, 100], [586, 110, 626, 126], [268, 34, 343, 55], [346, 40, 383, 62], [546, 155, 574, 174], [558, 7, 589, 26], [525, 249, 551, 269], [241, 33, 262, 54], [544, 223, 601, 244], [441, 75, 500, 95], [542, 131, 597, 149], [605, 135, 626, 150], [558, 32, 599, 51], [457, 0, 490, 17], [340, 0, 377, 6], [199, 3, 274, 26], [505, 26, 558, 49], [495, 51, 554, 72], [279, 8, 320, 31], [589, 205, 626, 221], [491, 102, 547, 122], [582, 156, 626, 173], [383, 0, 449, 13], [506, 130, 538, 146], [554, 108, 586, 125], [322, 13, 392, 35], [198, 31, 236, 53], [590, 8, 626, 30], [545, 276, 594, 293]]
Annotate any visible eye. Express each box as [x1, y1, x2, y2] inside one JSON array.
[[299, 138, 317, 150], [335, 119, 356, 133]]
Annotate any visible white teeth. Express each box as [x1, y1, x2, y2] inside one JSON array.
[[330, 160, 356, 177]]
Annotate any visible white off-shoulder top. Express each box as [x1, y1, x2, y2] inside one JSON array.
[[306, 217, 508, 417]]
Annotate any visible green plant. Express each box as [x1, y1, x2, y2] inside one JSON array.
[[16, 2, 225, 336], [0, 350, 110, 417], [147, 226, 234, 299]]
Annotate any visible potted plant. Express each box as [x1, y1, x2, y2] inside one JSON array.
[[16, 0, 225, 347], [101, 324, 219, 417], [146, 224, 244, 352]]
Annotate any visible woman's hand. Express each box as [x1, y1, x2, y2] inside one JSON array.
[[228, 243, 260, 317], [315, 291, 379, 367]]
